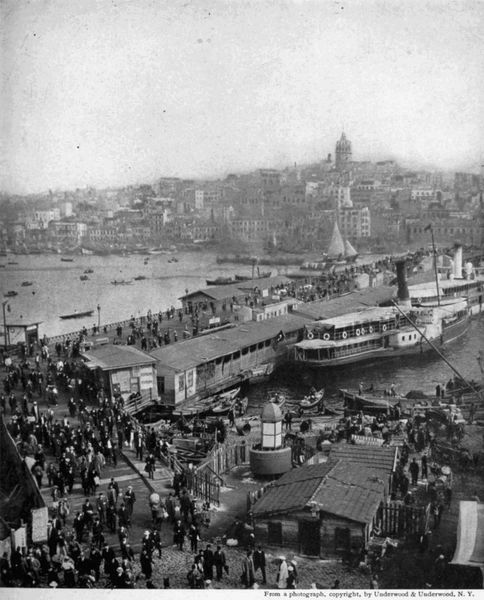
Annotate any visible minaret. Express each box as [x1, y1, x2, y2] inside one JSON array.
[[335, 132, 352, 171]]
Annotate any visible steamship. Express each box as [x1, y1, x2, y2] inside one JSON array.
[[293, 260, 470, 368], [407, 245, 484, 317]]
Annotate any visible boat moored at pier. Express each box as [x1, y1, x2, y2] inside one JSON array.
[[294, 299, 469, 368]]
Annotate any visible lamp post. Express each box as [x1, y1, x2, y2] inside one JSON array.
[[425, 224, 441, 307], [2, 300, 9, 348], [97, 304, 101, 330]]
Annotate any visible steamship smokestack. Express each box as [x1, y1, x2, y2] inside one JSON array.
[[454, 245, 463, 279], [395, 259, 410, 306]]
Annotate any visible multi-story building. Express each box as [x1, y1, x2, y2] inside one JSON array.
[[49, 221, 87, 243], [338, 206, 371, 240]]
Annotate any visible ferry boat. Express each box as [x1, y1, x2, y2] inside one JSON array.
[[294, 299, 469, 368], [407, 245, 484, 317]]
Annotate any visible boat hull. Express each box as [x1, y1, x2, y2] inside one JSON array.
[[294, 312, 469, 368]]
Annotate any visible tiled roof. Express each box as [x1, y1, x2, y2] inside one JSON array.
[[252, 462, 335, 516], [81, 345, 155, 370], [253, 459, 386, 524], [309, 461, 387, 524], [329, 444, 398, 473]]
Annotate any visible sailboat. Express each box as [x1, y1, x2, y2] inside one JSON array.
[[326, 221, 358, 266]]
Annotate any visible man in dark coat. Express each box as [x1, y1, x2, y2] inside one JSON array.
[[203, 543, 214, 580], [213, 545, 227, 581], [409, 458, 419, 486], [253, 545, 267, 583], [173, 520, 185, 551]]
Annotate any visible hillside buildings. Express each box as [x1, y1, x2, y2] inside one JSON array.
[[0, 132, 482, 254]]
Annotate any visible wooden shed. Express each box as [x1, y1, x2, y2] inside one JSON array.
[[251, 459, 388, 558]]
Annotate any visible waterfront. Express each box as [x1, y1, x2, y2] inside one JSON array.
[[0, 251, 293, 337], [247, 316, 484, 412]]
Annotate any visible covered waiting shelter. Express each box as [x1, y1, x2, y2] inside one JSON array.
[[450, 501, 484, 587]]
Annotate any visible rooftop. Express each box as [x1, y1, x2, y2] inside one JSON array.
[[81, 344, 155, 370], [293, 285, 396, 321], [253, 459, 387, 524], [149, 313, 311, 371], [329, 445, 398, 474], [252, 462, 336, 515]]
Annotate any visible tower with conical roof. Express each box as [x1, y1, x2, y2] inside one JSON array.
[[335, 132, 352, 171]]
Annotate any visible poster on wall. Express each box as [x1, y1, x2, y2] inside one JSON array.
[[111, 370, 131, 393], [139, 367, 153, 390], [32, 506, 49, 543], [11, 526, 27, 550]]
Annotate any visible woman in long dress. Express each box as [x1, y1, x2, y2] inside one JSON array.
[[277, 557, 288, 589]]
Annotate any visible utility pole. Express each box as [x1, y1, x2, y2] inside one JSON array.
[[97, 304, 101, 330], [2, 300, 9, 348]]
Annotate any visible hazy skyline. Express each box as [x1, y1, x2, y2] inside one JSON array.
[[2, 0, 483, 194]]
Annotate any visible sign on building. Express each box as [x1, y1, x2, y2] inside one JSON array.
[[32, 507, 49, 543]]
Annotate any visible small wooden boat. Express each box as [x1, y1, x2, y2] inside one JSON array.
[[21, 281, 33, 287], [134, 275, 147, 281], [234, 271, 271, 281], [7, 261, 18, 265], [4, 290, 17, 297], [80, 275, 89, 281], [168, 257, 178, 263], [111, 279, 133, 285], [299, 388, 325, 411], [268, 393, 286, 409], [206, 276, 236, 286], [61, 257, 74, 262], [60, 309, 94, 319], [84, 268, 93, 274], [210, 387, 242, 415]]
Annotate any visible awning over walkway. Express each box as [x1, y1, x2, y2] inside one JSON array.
[[451, 501, 484, 569]]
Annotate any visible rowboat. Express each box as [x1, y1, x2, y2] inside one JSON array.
[[60, 310, 94, 320], [80, 275, 89, 281], [111, 279, 133, 285], [4, 291, 17, 297], [61, 257, 74, 262], [299, 388, 325, 411], [209, 387, 242, 415], [134, 275, 147, 281], [206, 277, 236, 286], [268, 392, 286, 410], [21, 281, 33, 287]]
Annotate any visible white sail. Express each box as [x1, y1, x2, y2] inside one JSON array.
[[327, 221, 345, 258], [344, 239, 358, 258]]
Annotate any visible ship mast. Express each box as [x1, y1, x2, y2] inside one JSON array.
[[424, 223, 441, 307], [391, 300, 481, 398]]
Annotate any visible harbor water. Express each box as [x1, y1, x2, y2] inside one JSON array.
[[1, 252, 483, 407]]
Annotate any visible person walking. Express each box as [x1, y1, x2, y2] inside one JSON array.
[[124, 486, 136, 520], [213, 545, 227, 581], [409, 458, 419, 486], [241, 550, 255, 589], [253, 545, 267, 584], [173, 520, 185, 551], [203, 544, 214, 581], [277, 557, 288, 589]]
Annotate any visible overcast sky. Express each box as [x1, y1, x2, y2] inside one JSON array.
[[1, 0, 483, 194]]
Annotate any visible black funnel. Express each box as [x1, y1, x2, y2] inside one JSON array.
[[395, 260, 409, 302]]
